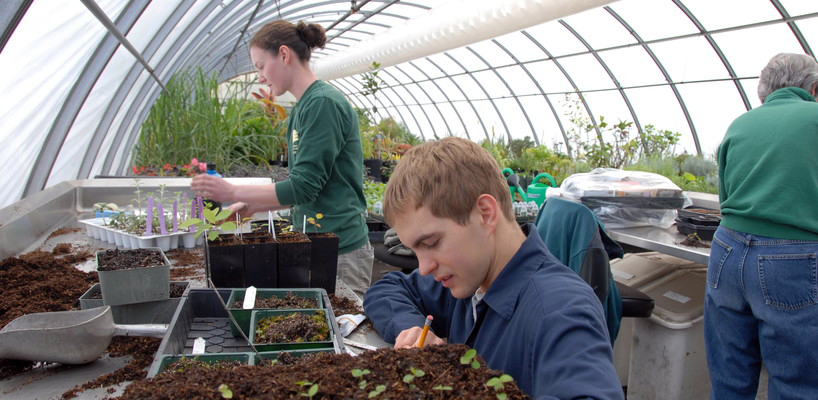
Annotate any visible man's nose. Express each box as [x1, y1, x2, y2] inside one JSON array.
[[417, 255, 437, 276]]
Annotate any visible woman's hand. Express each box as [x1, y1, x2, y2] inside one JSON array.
[[191, 174, 235, 202], [394, 326, 445, 349]]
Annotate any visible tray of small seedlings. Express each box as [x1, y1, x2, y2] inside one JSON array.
[[147, 287, 342, 378]]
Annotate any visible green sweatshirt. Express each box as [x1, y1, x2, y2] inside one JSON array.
[[718, 87, 818, 240], [275, 80, 368, 253]]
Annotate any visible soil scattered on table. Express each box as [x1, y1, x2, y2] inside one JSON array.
[[231, 291, 318, 309], [679, 234, 711, 248], [0, 248, 96, 380], [164, 248, 204, 268], [61, 337, 162, 399], [116, 343, 530, 399], [97, 248, 166, 271], [46, 227, 82, 241], [328, 294, 364, 316]]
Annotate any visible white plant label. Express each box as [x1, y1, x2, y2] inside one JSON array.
[[663, 290, 691, 304], [192, 337, 206, 354], [243, 286, 257, 309], [611, 269, 635, 280]]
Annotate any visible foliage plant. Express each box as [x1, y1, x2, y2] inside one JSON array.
[[134, 68, 287, 174], [179, 206, 237, 241], [351, 368, 371, 389], [254, 311, 329, 343]]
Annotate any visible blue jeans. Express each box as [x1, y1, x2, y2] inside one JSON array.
[[705, 226, 818, 399]]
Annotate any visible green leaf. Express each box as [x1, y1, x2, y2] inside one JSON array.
[[460, 349, 477, 364], [215, 208, 233, 222], [308, 384, 318, 397], [471, 360, 480, 369], [207, 230, 219, 241], [486, 377, 500, 387], [203, 207, 217, 223], [499, 374, 513, 383], [220, 222, 237, 231], [403, 374, 414, 383], [683, 172, 697, 182], [497, 393, 508, 400], [218, 383, 233, 399]]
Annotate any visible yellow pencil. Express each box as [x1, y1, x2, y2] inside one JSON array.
[[417, 315, 433, 347]]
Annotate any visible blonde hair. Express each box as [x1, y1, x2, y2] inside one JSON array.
[[383, 137, 513, 226]]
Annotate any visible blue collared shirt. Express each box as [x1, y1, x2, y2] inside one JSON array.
[[364, 224, 623, 400]]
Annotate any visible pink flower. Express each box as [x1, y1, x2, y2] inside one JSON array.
[[198, 162, 207, 171], [191, 157, 198, 165]]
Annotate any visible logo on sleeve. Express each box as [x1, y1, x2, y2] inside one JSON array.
[[292, 129, 299, 156]]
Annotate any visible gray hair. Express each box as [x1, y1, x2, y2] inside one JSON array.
[[757, 53, 818, 103]]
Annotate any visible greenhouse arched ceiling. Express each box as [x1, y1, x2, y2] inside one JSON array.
[[0, 0, 816, 209]]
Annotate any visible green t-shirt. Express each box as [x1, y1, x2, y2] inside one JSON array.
[[718, 87, 818, 240], [275, 80, 368, 253]]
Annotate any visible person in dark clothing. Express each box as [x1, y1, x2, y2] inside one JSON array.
[[364, 137, 622, 399]]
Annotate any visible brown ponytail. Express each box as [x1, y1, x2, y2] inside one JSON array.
[[250, 20, 326, 62]]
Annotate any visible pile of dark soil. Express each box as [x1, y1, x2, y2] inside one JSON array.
[[328, 294, 364, 316], [679, 234, 711, 248], [97, 248, 166, 271], [0, 249, 96, 380], [232, 291, 319, 309], [117, 344, 530, 399], [255, 310, 329, 343]]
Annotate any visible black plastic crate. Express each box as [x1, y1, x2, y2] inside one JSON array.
[[675, 218, 717, 241], [147, 288, 342, 378], [677, 206, 722, 226]]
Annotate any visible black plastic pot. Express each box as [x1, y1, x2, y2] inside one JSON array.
[[243, 232, 278, 288], [363, 158, 384, 182], [206, 234, 245, 288], [307, 232, 339, 294], [277, 232, 312, 288]]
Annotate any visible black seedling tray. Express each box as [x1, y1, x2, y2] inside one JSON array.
[[147, 288, 342, 377], [677, 206, 722, 226], [675, 218, 717, 241]]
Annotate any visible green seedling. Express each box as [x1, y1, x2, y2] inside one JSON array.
[[218, 383, 233, 399], [352, 368, 371, 389], [296, 381, 319, 399], [460, 348, 480, 369], [433, 385, 452, 391], [180, 206, 236, 240], [368, 384, 386, 398], [402, 366, 425, 384], [486, 374, 514, 400]]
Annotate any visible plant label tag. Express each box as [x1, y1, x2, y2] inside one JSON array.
[[243, 286, 257, 309], [192, 337, 206, 354]]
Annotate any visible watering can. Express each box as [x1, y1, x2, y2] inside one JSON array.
[[502, 168, 528, 202], [525, 172, 557, 207]]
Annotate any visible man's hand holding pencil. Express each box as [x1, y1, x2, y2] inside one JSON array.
[[394, 315, 445, 349]]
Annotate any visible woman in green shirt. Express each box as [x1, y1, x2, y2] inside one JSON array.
[[191, 20, 373, 299]]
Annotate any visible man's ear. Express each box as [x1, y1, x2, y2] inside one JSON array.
[[474, 194, 499, 231]]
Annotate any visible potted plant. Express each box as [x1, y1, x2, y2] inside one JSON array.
[[96, 247, 170, 306], [226, 288, 323, 337], [304, 214, 339, 294], [249, 309, 334, 352], [276, 227, 311, 289]]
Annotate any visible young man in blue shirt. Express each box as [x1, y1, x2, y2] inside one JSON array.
[[363, 137, 622, 399]]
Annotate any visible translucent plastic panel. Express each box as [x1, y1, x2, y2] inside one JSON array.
[[378, 68, 403, 87], [433, 77, 468, 102], [389, 85, 420, 106], [492, 31, 550, 64], [452, 101, 487, 141], [649, 36, 732, 82], [149, 2, 217, 76], [713, 24, 804, 79], [466, 40, 515, 67], [399, 63, 431, 82], [472, 100, 506, 141], [550, 93, 590, 155], [436, 102, 467, 138], [426, 52, 467, 75], [418, 80, 449, 104], [522, 21, 587, 57], [403, 83, 432, 104], [518, 96, 566, 150], [445, 47, 489, 70], [411, 58, 446, 79], [794, 19, 818, 58], [450, 74, 489, 100], [470, 70, 511, 99], [387, 67, 417, 85], [582, 91, 636, 131], [623, 86, 691, 149], [394, 106, 421, 138], [495, 65, 540, 97], [561, 7, 637, 50], [493, 98, 535, 143], [525, 60, 576, 94], [420, 104, 449, 138], [408, 105, 435, 139], [677, 81, 749, 156], [609, 0, 698, 42], [778, 0, 818, 16], [0, 0, 123, 207], [598, 46, 667, 88], [741, 78, 763, 109], [680, 0, 778, 31], [557, 53, 616, 92]]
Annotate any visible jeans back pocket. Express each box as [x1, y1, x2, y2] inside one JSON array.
[[707, 236, 732, 289], [759, 254, 818, 310]]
